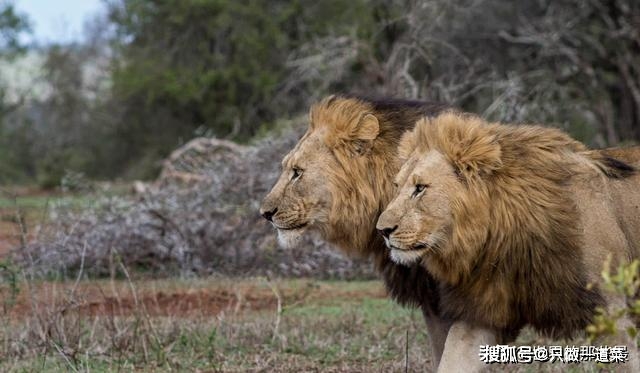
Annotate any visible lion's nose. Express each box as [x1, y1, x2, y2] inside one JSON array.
[[261, 207, 278, 222], [378, 225, 398, 238]]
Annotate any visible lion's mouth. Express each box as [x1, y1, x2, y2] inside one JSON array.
[[388, 243, 427, 251], [389, 246, 429, 265], [388, 244, 404, 251], [275, 222, 308, 231], [411, 243, 427, 250]]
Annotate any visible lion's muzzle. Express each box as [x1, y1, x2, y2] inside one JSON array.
[[377, 225, 398, 239], [260, 207, 277, 222]]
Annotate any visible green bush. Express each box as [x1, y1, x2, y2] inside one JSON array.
[[586, 256, 640, 341]]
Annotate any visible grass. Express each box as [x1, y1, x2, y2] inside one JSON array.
[[0, 275, 614, 373], [0, 192, 98, 211], [0, 186, 127, 256], [0, 277, 432, 372]]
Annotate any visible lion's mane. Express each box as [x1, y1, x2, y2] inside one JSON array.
[[405, 113, 636, 338], [308, 96, 449, 311]]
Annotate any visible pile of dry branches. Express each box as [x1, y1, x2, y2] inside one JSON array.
[[13, 119, 373, 279]]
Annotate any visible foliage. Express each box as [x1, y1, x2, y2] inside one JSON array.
[[14, 119, 373, 279], [1, 0, 640, 184], [95, 0, 375, 178], [0, 259, 20, 312], [0, 1, 30, 53], [586, 257, 640, 341], [0, 1, 30, 183]]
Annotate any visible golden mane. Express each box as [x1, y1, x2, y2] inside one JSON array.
[[307, 96, 431, 256], [399, 112, 637, 337], [262, 95, 448, 312]]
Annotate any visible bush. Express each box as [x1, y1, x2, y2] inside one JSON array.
[[14, 118, 374, 280]]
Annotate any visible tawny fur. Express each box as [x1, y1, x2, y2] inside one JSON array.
[[261, 95, 448, 312], [384, 112, 639, 338], [261, 97, 640, 367]]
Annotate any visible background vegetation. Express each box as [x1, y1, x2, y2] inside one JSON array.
[[1, 0, 639, 185], [1, 1, 639, 371]]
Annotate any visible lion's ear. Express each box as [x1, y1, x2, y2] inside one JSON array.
[[354, 113, 379, 140], [452, 135, 502, 180], [346, 113, 379, 156]]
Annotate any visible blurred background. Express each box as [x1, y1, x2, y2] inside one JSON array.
[[2, 0, 639, 186], [0, 0, 639, 371]]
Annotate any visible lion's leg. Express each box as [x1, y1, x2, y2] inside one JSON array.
[[436, 321, 497, 373], [422, 308, 452, 370]]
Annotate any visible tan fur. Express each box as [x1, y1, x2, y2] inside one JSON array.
[[261, 96, 406, 255], [378, 112, 640, 340], [260, 95, 451, 369], [262, 97, 640, 371]]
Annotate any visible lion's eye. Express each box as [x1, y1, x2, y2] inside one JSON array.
[[292, 167, 303, 180], [412, 184, 428, 197]]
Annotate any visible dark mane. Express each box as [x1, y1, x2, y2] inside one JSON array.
[[337, 93, 450, 117], [330, 93, 452, 142], [316, 94, 450, 322], [599, 156, 636, 179]]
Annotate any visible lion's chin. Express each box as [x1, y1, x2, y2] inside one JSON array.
[[276, 228, 307, 248], [389, 248, 428, 266]]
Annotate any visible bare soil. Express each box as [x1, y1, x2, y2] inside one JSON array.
[[6, 279, 387, 320], [0, 222, 18, 256], [0, 186, 53, 257]]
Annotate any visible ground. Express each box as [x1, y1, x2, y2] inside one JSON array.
[[0, 189, 612, 372], [0, 187, 87, 257], [1, 277, 435, 372], [0, 276, 607, 373], [1, 189, 437, 371]]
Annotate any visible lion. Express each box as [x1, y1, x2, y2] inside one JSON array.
[[260, 95, 640, 372], [377, 112, 640, 371], [259, 95, 457, 368]]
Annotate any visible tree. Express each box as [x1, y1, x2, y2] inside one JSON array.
[[99, 0, 375, 177], [0, 1, 30, 184], [0, 1, 30, 53]]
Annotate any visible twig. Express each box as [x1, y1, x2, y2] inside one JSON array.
[[265, 277, 283, 343], [35, 197, 51, 240], [70, 241, 88, 296], [51, 340, 79, 373], [404, 328, 409, 373], [117, 257, 163, 363]]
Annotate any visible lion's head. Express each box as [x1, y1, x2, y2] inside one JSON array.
[[376, 112, 627, 336], [258, 130, 334, 248], [377, 112, 592, 285], [376, 150, 461, 266], [376, 113, 502, 272], [260, 95, 403, 254]]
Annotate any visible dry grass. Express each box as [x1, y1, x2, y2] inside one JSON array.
[[1, 274, 436, 372], [0, 184, 617, 372], [0, 271, 612, 372]]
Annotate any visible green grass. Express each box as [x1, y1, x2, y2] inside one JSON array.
[[0, 278, 430, 372], [0, 278, 617, 372], [0, 194, 92, 209]]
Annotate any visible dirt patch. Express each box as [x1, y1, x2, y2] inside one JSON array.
[[0, 186, 93, 258], [3, 279, 387, 320], [0, 217, 20, 257], [77, 289, 278, 317]]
